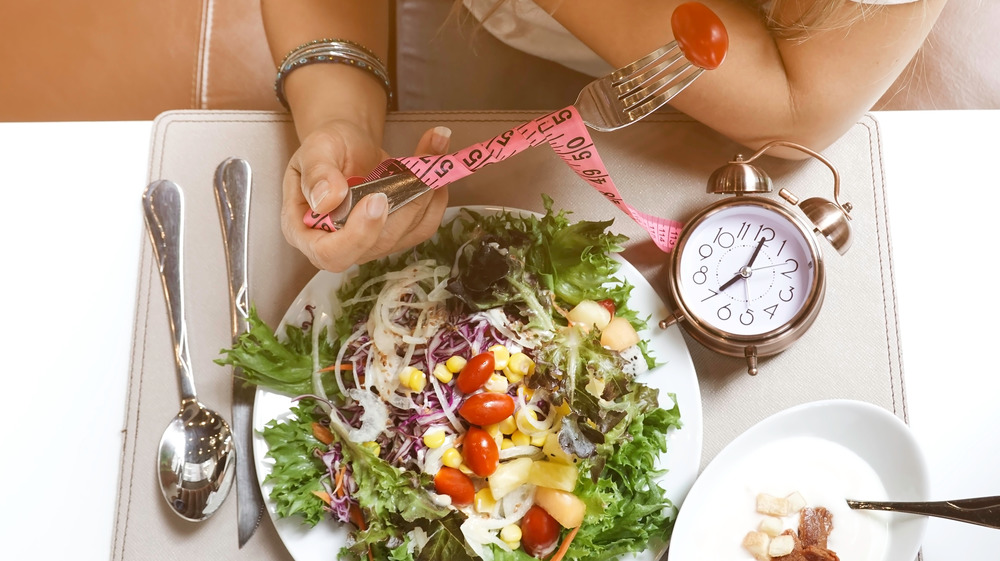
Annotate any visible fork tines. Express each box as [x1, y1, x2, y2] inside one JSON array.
[[611, 42, 704, 123]]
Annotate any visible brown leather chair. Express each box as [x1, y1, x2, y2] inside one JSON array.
[[0, 0, 996, 122], [0, 0, 280, 122]]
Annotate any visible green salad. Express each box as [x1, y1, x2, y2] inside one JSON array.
[[218, 197, 682, 561]]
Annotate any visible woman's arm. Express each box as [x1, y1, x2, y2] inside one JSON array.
[[260, 0, 390, 143], [535, 0, 947, 153]]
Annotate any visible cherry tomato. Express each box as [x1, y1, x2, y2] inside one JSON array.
[[433, 466, 475, 505], [671, 2, 729, 70], [456, 352, 495, 393], [520, 505, 561, 558], [596, 299, 616, 317], [462, 426, 500, 477], [459, 393, 516, 426]]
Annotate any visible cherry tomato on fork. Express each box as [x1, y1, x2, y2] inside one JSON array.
[[462, 426, 500, 477], [459, 393, 516, 426], [671, 2, 729, 70], [455, 352, 496, 393], [520, 505, 561, 558], [433, 466, 475, 505]]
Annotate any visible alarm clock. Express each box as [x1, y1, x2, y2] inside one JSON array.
[[660, 140, 853, 375]]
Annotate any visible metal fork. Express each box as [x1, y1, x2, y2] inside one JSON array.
[[575, 41, 704, 132], [316, 41, 706, 228]]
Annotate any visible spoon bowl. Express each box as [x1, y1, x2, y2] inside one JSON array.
[[158, 400, 235, 520], [143, 179, 235, 521]]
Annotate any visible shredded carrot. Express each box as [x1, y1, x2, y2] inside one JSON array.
[[318, 364, 353, 372], [312, 490, 332, 505], [548, 526, 580, 561], [347, 504, 374, 561], [333, 465, 347, 497], [311, 422, 334, 445]]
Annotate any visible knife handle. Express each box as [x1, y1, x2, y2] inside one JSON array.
[[213, 157, 252, 337]]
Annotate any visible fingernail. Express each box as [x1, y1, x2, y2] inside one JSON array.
[[430, 126, 452, 153], [309, 180, 330, 210], [367, 192, 388, 218]]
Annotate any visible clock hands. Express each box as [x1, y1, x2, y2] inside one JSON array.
[[719, 237, 767, 292], [746, 236, 766, 267]]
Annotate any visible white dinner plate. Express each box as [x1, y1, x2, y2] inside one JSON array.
[[668, 399, 928, 561], [253, 205, 703, 561]]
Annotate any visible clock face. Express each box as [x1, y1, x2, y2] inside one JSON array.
[[675, 202, 819, 337]]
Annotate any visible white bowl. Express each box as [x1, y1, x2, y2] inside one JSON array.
[[668, 399, 928, 561]]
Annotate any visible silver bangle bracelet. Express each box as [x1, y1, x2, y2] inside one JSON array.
[[274, 38, 392, 110]]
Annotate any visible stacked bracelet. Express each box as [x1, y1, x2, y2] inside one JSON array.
[[274, 38, 392, 110]]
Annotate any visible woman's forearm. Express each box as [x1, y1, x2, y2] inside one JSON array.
[[260, 0, 391, 142], [535, 0, 946, 152]]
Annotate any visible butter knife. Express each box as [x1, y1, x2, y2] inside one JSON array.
[[213, 157, 265, 547]]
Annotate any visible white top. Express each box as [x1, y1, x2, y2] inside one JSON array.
[[464, 0, 919, 77]]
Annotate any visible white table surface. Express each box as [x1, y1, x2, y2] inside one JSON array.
[[0, 111, 996, 559]]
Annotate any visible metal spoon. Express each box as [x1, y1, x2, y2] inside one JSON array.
[[847, 496, 1000, 529], [143, 179, 235, 521]]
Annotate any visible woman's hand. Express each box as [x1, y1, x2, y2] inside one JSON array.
[[280, 121, 452, 272]]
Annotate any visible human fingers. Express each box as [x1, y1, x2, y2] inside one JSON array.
[[312, 126, 453, 264], [292, 131, 353, 214]]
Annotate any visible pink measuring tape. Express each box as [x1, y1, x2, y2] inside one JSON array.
[[303, 2, 729, 253], [304, 106, 684, 251]]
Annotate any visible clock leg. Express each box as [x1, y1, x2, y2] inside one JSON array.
[[744, 346, 759, 376]]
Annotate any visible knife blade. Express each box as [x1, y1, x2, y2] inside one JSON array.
[[213, 157, 265, 547]]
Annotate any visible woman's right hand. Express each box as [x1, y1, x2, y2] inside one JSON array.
[[279, 120, 453, 272]]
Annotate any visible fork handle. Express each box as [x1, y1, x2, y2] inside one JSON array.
[[847, 497, 1000, 529]]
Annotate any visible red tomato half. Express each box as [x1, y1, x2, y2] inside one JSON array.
[[520, 505, 561, 558], [456, 352, 496, 393], [433, 466, 474, 505], [671, 2, 729, 70], [462, 426, 500, 477], [459, 393, 516, 426]]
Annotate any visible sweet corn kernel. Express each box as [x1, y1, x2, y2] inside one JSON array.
[[507, 352, 535, 378], [484, 373, 509, 393], [498, 415, 517, 435], [423, 428, 446, 449], [409, 369, 427, 392], [500, 438, 514, 450], [432, 363, 453, 384], [445, 356, 467, 373], [458, 463, 474, 475], [442, 447, 462, 468], [510, 430, 530, 447], [474, 488, 497, 513], [362, 441, 381, 456], [502, 539, 521, 550], [500, 524, 522, 543], [398, 366, 416, 386], [502, 366, 524, 384], [484, 423, 503, 440], [530, 432, 548, 447], [516, 386, 534, 402], [554, 401, 572, 416], [488, 344, 510, 370]]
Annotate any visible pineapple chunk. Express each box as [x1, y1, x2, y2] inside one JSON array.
[[541, 433, 578, 465], [528, 460, 578, 492], [488, 458, 533, 500]]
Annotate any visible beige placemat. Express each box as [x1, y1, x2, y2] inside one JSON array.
[[114, 109, 905, 560]]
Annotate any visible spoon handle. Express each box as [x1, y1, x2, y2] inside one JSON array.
[[213, 158, 251, 337], [142, 180, 197, 402], [847, 496, 1000, 529]]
